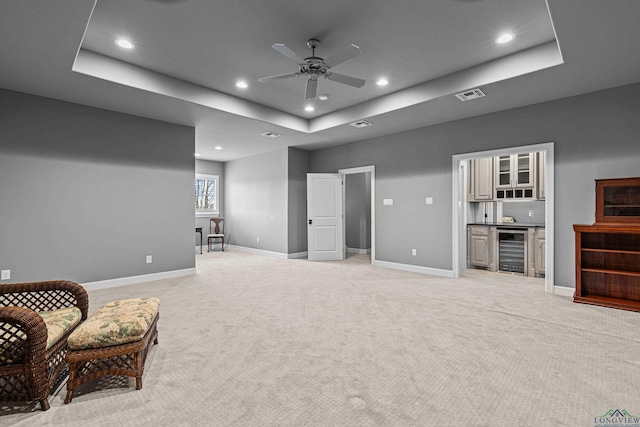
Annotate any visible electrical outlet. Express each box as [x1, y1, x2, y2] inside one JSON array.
[[412, 249, 417, 256], [257, 237, 260, 243], [528, 210, 534, 218], [426, 197, 433, 205], [1, 270, 10, 280], [146, 255, 152, 264]]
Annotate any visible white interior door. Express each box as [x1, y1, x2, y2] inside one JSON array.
[[307, 173, 345, 261]]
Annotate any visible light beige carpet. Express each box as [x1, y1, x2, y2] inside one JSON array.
[[2, 251, 640, 426]]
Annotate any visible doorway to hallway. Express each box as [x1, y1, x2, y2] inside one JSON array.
[[340, 166, 376, 264]]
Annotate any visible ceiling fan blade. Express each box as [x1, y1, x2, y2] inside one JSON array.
[[327, 72, 365, 88], [272, 43, 305, 64], [258, 72, 300, 83], [305, 79, 318, 100], [324, 44, 361, 68]]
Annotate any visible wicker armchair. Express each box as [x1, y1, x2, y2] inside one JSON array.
[[0, 280, 88, 410]]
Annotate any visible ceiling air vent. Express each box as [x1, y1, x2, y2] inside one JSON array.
[[350, 120, 372, 128], [455, 88, 486, 102], [261, 131, 282, 138]]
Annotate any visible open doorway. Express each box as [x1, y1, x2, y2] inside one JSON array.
[[345, 172, 371, 259], [339, 165, 376, 264], [451, 143, 555, 293]]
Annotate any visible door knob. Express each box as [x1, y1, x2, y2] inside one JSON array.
[[308, 219, 312, 225]]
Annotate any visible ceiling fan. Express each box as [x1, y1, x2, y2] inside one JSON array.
[[258, 39, 365, 100]]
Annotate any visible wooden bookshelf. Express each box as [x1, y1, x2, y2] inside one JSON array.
[[596, 177, 640, 223], [574, 178, 640, 312]]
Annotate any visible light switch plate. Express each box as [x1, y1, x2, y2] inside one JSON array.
[[426, 197, 433, 205], [383, 199, 394, 206], [1, 270, 10, 280]]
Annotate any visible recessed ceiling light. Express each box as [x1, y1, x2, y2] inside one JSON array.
[[115, 39, 134, 49], [318, 94, 329, 101], [376, 78, 389, 86], [214, 146, 223, 150], [235, 80, 248, 89], [304, 105, 314, 112], [495, 33, 515, 44]]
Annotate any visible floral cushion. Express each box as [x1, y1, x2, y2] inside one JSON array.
[[39, 306, 83, 350], [68, 297, 160, 350], [0, 306, 82, 365]]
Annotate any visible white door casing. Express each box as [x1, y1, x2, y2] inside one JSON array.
[[307, 173, 345, 261], [339, 165, 376, 263], [451, 142, 555, 293]]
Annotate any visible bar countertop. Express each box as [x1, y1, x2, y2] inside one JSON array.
[[467, 222, 545, 228]]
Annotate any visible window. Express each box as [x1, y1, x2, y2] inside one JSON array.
[[195, 174, 219, 216]]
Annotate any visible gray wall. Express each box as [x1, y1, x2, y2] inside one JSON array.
[[345, 173, 371, 250], [0, 89, 195, 284], [310, 82, 640, 287], [310, 135, 453, 269], [224, 148, 288, 253], [223, 147, 309, 256], [195, 159, 224, 244], [502, 200, 545, 224], [287, 147, 310, 254]]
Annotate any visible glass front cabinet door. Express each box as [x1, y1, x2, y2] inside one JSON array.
[[494, 153, 536, 200], [495, 153, 534, 189], [515, 153, 534, 187], [596, 177, 640, 223], [496, 155, 512, 188]]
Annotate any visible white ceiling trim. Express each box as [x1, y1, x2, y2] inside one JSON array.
[[311, 41, 563, 133], [74, 40, 562, 136], [72, 49, 309, 133]]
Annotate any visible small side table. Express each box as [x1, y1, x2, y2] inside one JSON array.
[[195, 227, 202, 254]]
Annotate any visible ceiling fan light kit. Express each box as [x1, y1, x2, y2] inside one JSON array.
[[258, 38, 366, 100]]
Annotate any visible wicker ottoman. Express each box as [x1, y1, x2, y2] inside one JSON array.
[[64, 297, 159, 404]]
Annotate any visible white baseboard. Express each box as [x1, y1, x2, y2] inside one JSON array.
[[373, 260, 454, 278], [347, 247, 371, 255], [553, 286, 574, 297], [230, 246, 452, 277], [82, 268, 196, 291], [287, 251, 308, 259], [227, 245, 308, 259], [225, 245, 285, 259]]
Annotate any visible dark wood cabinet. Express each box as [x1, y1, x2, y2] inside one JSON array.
[[574, 177, 640, 312], [596, 177, 640, 223], [574, 225, 640, 311]]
